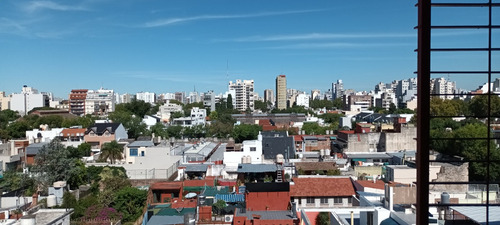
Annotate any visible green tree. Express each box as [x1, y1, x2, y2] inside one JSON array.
[[232, 124, 262, 143], [310, 99, 334, 110], [319, 113, 342, 129], [0, 109, 20, 129], [254, 100, 269, 112], [183, 102, 205, 117], [150, 122, 168, 138], [170, 111, 184, 120], [112, 187, 147, 222], [430, 97, 464, 117], [213, 200, 227, 215], [316, 212, 330, 225], [227, 94, 234, 110], [302, 122, 326, 135], [33, 139, 80, 191], [332, 98, 343, 109], [6, 120, 30, 139], [183, 125, 207, 139], [108, 110, 148, 139], [469, 94, 500, 117], [99, 141, 124, 164], [166, 125, 183, 139]]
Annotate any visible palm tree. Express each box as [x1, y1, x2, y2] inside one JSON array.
[[99, 140, 123, 164]]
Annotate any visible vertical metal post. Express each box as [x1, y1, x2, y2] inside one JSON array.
[[417, 0, 431, 224]]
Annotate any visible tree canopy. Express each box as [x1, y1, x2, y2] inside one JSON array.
[[99, 141, 124, 164]]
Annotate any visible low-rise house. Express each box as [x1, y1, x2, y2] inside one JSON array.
[[262, 131, 295, 161], [22, 142, 48, 165], [122, 142, 182, 180], [224, 133, 264, 169], [58, 127, 86, 147], [125, 140, 155, 164], [290, 177, 356, 209], [25, 126, 64, 144], [293, 135, 332, 153], [84, 122, 128, 149], [172, 107, 206, 127]]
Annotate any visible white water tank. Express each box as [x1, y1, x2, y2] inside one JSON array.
[[276, 154, 284, 163], [325, 149, 331, 156], [241, 156, 246, 164], [246, 155, 252, 164], [20, 215, 36, 225], [47, 195, 57, 207], [320, 149, 325, 156]]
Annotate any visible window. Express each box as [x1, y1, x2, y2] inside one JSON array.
[[250, 147, 256, 152], [334, 197, 342, 204], [320, 198, 328, 204], [130, 148, 138, 156], [306, 197, 314, 204], [141, 151, 145, 156]]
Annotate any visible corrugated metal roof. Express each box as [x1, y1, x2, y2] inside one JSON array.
[[215, 194, 245, 203], [146, 215, 184, 225], [184, 164, 209, 172], [155, 207, 196, 216], [345, 153, 392, 159], [237, 164, 277, 173], [128, 141, 154, 148], [450, 206, 500, 225]]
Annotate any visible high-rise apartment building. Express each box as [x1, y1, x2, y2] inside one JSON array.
[[332, 80, 344, 100], [431, 78, 455, 100], [275, 75, 287, 110], [203, 90, 216, 112], [264, 89, 274, 105], [10, 86, 49, 116], [136, 92, 156, 104], [0, 91, 10, 111], [69, 89, 88, 116], [175, 92, 185, 104], [85, 88, 115, 115], [228, 79, 255, 111]]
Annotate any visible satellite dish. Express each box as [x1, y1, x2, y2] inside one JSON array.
[[185, 192, 197, 199]]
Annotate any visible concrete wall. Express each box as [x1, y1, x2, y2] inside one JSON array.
[[355, 166, 383, 177], [343, 127, 416, 153], [429, 162, 469, 193]]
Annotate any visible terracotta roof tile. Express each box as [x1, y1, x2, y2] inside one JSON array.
[[61, 128, 87, 137], [290, 177, 355, 197]]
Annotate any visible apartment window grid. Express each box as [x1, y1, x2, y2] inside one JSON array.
[[417, 1, 500, 224]]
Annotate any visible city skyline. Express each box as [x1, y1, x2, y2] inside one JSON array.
[[0, 0, 496, 98]]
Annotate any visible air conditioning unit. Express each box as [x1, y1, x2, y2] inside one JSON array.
[[224, 215, 233, 222]]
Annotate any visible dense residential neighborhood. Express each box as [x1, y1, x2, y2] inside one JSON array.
[[0, 73, 498, 225]]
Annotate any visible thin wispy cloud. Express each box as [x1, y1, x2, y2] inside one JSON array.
[[248, 42, 413, 50], [23, 1, 89, 13], [115, 71, 225, 85], [222, 33, 416, 42], [142, 9, 324, 28]]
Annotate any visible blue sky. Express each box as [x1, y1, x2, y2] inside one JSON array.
[[0, 0, 497, 98]]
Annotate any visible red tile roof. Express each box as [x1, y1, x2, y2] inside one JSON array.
[[355, 180, 386, 190], [290, 177, 355, 197], [61, 128, 87, 137]]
